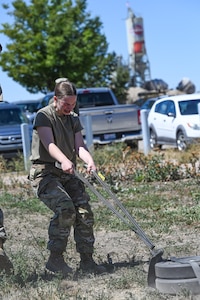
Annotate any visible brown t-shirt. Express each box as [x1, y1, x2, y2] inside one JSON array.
[[30, 103, 83, 164]]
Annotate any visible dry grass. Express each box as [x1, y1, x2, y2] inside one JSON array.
[[0, 145, 200, 299]]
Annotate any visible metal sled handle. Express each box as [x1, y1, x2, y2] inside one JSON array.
[[91, 170, 156, 251], [75, 169, 155, 252]]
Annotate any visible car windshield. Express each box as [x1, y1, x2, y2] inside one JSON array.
[[17, 102, 40, 113], [142, 99, 156, 109], [179, 99, 200, 115], [78, 92, 114, 108], [0, 108, 25, 125]]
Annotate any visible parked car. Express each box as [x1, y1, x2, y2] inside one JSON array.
[[140, 95, 168, 113], [41, 88, 142, 145], [13, 97, 50, 123], [148, 93, 200, 151], [141, 98, 157, 111], [14, 87, 142, 146], [0, 102, 32, 158]]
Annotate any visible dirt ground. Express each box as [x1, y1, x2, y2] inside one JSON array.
[[1, 173, 200, 300]]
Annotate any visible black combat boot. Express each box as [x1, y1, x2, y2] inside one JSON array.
[[0, 238, 13, 274], [46, 251, 73, 276], [80, 253, 106, 274]]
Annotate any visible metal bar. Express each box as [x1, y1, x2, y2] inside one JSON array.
[[75, 170, 155, 251], [92, 170, 155, 250]]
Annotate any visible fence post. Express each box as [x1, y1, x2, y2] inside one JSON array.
[[82, 114, 93, 151], [21, 123, 31, 171], [141, 109, 150, 155]]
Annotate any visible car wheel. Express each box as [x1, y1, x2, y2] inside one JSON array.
[[149, 129, 157, 149], [176, 130, 187, 151]]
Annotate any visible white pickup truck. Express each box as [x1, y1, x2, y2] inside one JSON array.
[[77, 87, 142, 145]]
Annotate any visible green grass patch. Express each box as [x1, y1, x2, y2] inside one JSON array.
[[0, 144, 200, 299], [0, 193, 49, 214]]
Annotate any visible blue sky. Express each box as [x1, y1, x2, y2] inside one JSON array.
[[0, 0, 200, 101]]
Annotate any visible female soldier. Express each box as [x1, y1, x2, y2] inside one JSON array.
[[29, 78, 105, 276]]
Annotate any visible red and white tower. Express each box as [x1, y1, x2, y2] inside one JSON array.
[[125, 3, 151, 86]]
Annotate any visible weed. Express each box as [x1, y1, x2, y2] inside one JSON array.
[[0, 193, 49, 214], [0, 154, 25, 173], [132, 154, 181, 182]]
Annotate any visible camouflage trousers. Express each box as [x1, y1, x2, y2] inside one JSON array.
[[0, 209, 7, 242], [29, 164, 95, 254]]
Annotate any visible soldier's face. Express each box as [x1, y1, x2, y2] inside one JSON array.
[[54, 95, 77, 115]]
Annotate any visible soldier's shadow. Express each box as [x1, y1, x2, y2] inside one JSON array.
[[11, 256, 149, 284]]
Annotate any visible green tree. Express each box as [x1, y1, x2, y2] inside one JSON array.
[[110, 56, 130, 103], [0, 0, 117, 94]]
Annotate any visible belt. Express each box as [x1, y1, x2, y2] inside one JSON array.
[[32, 160, 55, 165], [32, 161, 74, 179]]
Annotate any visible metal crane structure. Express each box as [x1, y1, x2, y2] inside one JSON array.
[[125, 3, 151, 87]]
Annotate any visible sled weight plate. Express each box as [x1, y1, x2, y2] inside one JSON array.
[[156, 278, 200, 295], [155, 256, 200, 279]]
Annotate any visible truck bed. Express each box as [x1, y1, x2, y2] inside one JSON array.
[[77, 88, 142, 144]]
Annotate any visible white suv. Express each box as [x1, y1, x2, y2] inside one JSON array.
[[148, 93, 200, 151]]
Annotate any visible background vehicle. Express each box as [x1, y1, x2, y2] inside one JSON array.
[[13, 98, 50, 123], [22, 87, 142, 146], [138, 95, 167, 113], [148, 93, 200, 151], [77, 87, 142, 145], [0, 102, 32, 158]]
